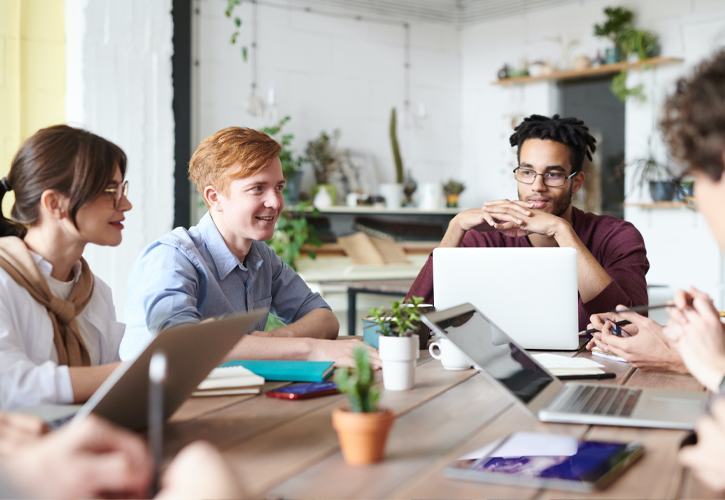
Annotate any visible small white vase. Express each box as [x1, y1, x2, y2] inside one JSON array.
[[379, 183, 403, 209], [313, 185, 333, 208], [378, 334, 419, 391]]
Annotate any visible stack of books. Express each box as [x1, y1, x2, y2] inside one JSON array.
[[192, 365, 265, 397]]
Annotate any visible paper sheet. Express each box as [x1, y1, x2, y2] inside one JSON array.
[[591, 347, 628, 363], [532, 353, 604, 375]]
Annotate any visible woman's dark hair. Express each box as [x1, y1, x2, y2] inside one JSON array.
[[0, 125, 127, 238], [661, 49, 725, 181], [509, 114, 597, 174]]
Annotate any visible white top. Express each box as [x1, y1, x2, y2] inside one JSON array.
[[0, 252, 124, 410]]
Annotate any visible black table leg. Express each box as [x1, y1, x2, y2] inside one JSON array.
[[347, 289, 357, 336]]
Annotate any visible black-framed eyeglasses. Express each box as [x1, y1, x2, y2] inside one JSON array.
[[103, 180, 129, 209], [513, 167, 578, 187]]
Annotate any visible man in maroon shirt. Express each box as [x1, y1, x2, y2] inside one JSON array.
[[407, 114, 649, 332]]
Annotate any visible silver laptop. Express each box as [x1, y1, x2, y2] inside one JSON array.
[[17, 311, 264, 431], [422, 304, 708, 430], [433, 247, 579, 350]]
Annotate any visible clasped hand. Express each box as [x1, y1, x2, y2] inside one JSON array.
[[455, 199, 562, 238]]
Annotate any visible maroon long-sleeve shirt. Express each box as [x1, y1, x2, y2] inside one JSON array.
[[406, 207, 649, 331]]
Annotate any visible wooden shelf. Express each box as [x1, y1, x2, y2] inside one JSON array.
[[493, 57, 684, 86], [624, 201, 694, 209]]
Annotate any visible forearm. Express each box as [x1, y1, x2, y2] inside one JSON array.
[[222, 336, 316, 362], [68, 362, 122, 403], [554, 222, 612, 303], [256, 309, 339, 339], [440, 218, 468, 248]]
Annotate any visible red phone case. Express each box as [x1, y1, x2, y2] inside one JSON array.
[[266, 387, 339, 400]]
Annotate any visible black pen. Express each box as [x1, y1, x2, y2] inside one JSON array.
[[558, 372, 616, 380], [579, 319, 631, 336]]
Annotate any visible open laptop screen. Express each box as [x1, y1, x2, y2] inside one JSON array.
[[434, 309, 555, 403]]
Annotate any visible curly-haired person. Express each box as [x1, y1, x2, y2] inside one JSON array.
[[407, 114, 651, 345]]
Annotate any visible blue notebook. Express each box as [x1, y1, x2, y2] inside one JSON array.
[[218, 360, 335, 382]]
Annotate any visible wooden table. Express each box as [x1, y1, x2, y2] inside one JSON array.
[[165, 348, 720, 499]]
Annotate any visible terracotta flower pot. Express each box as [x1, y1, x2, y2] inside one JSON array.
[[332, 408, 395, 466]]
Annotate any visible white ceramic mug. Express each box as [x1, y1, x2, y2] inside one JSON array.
[[428, 338, 473, 370]]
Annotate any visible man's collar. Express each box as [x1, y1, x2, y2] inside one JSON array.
[[198, 212, 248, 280]]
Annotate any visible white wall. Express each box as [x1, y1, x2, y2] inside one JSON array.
[[66, 0, 175, 321], [192, 0, 461, 218]]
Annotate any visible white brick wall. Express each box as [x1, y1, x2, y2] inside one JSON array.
[[66, 0, 175, 321], [192, 0, 462, 212]]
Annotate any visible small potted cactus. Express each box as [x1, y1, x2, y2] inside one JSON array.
[[443, 179, 465, 208], [332, 346, 394, 466]]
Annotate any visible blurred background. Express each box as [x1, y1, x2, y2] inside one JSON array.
[[2, 0, 725, 330]]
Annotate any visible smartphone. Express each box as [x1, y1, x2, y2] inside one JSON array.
[[266, 382, 338, 400], [446, 432, 643, 492]]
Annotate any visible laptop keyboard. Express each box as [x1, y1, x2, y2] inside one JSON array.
[[551, 385, 642, 418], [47, 414, 75, 431]]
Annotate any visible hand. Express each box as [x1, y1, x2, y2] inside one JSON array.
[[482, 199, 564, 238], [1, 414, 152, 499], [680, 398, 725, 492], [309, 339, 382, 370], [585, 307, 687, 372], [662, 287, 725, 391], [0, 411, 47, 458], [156, 441, 245, 500], [452, 207, 531, 237]]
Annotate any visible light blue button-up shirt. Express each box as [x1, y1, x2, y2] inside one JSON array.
[[120, 212, 330, 360]]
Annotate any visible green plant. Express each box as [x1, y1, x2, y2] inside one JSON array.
[[335, 346, 379, 413], [262, 116, 304, 180], [593, 6, 633, 45], [369, 296, 425, 337], [626, 137, 674, 194], [225, 0, 248, 62], [593, 6, 659, 102], [305, 130, 340, 185], [389, 108, 404, 184], [266, 202, 322, 271], [443, 180, 465, 196]]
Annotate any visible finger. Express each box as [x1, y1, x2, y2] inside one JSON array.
[[585, 339, 596, 350], [668, 305, 688, 325], [482, 204, 532, 218], [661, 321, 684, 345], [487, 212, 525, 226], [691, 294, 720, 323], [710, 399, 725, 424], [672, 289, 693, 310], [588, 314, 607, 330], [482, 199, 512, 206], [0, 411, 47, 436], [77, 452, 153, 497], [67, 416, 152, 472], [598, 322, 630, 354]]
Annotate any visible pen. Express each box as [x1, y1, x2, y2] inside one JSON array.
[[149, 351, 167, 497], [609, 301, 691, 314], [558, 372, 616, 380], [579, 319, 631, 336]]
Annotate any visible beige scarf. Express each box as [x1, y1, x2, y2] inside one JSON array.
[[0, 237, 94, 366]]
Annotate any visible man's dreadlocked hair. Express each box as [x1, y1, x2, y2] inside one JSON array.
[[509, 114, 597, 174]]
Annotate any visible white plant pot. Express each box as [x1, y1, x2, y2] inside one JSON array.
[[379, 183, 403, 209], [378, 334, 419, 391]]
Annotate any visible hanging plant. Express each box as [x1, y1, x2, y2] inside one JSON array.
[[225, 0, 248, 61]]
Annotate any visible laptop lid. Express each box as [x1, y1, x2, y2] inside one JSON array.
[[422, 303, 565, 417], [432, 247, 579, 350], [72, 310, 265, 431]]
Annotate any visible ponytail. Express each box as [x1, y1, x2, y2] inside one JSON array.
[[0, 177, 26, 238]]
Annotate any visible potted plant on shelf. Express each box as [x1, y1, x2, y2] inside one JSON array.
[[380, 108, 404, 209], [443, 180, 465, 208], [306, 130, 340, 207], [626, 138, 676, 202], [593, 6, 633, 64], [369, 296, 426, 391], [332, 346, 394, 466], [262, 116, 304, 203]]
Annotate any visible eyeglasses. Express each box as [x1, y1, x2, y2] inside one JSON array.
[[103, 180, 129, 209], [513, 167, 578, 187]]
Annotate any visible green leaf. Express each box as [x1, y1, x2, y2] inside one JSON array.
[[231, 31, 239, 44], [234, 17, 242, 27], [242, 46, 248, 61]]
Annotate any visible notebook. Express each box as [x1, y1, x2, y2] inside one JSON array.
[[531, 354, 605, 377], [219, 360, 335, 382], [192, 365, 265, 397]]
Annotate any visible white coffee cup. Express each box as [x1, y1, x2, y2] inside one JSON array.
[[428, 338, 473, 370]]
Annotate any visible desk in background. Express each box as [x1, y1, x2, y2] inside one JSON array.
[[165, 346, 714, 499]]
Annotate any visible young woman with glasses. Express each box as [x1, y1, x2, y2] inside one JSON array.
[[0, 125, 132, 410]]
